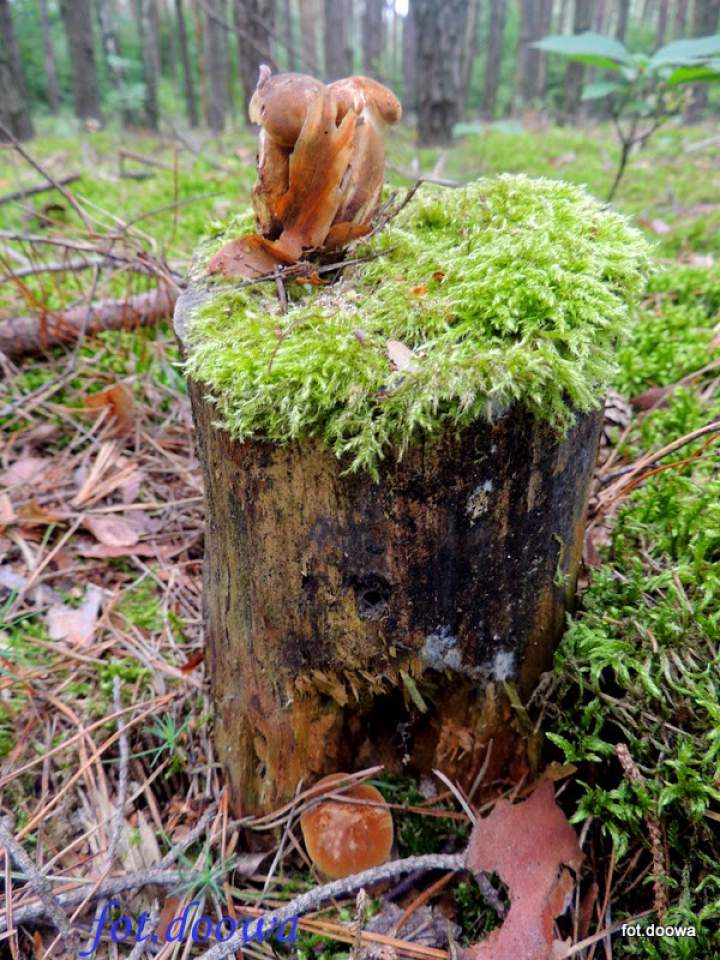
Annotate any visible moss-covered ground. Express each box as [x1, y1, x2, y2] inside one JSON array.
[[1, 117, 719, 956]]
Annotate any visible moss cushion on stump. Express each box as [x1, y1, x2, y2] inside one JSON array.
[[176, 174, 650, 814]]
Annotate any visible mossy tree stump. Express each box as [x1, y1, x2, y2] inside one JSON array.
[[178, 176, 650, 814]]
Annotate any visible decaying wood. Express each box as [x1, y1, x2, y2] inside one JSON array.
[[0, 286, 178, 360], [177, 288, 603, 816]]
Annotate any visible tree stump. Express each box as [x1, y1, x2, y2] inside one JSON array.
[[175, 291, 601, 814], [176, 174, 649, 815]]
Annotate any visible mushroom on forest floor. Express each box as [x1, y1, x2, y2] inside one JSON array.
[[300, 774, 394, 879]]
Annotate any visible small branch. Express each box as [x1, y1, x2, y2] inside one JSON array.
[[0, 816, 78, 947], [0, 173, 82, 208]]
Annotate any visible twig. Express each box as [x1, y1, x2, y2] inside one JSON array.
[[0, 173, 82, 207], [0, 816, 77, 946]]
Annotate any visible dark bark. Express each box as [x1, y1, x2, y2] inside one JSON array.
[[515, 0, 553, 109], [563, 0, 592, 119], [59, 0, 103, 125], [459, 0, 481, 115], [655, 0, 669, 45], [204, 0, 231, 131], [138, 0, 161, 129], [234, 0, 276, 121], [324, 0, 353, 80], [96, 0, 135, 124], [39, 0, 61, 113], [615, 0, 630, 41], [673, 0, 688, 37], [176, 0, 199, 125], [297, 0, 319, 75], [176, 286, 603, 815], [413, 0, 469, 145], [685, 0, 720, 121], [362, 0, 385, 79], [0, 0, 34, 140], [480, 0, 506, 120], [160, 0, 178, 78], [402, 4, 417, 111]]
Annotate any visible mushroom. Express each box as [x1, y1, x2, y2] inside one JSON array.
[[300, 774, 394, 879]]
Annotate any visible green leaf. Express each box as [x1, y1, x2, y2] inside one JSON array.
[[581, 80, 624, 100], [665, 62, 720, 85], [534, 31, 633, 70], [649, 34, 720, 68]]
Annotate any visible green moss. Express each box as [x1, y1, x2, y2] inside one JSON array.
[[185, 175, 651, 478]]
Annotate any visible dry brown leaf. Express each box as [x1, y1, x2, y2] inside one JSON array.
[[631, 384, 674, 411], [462, 780, 583, 960], [0, 456, 46, 488], [82, 514, 140, 547], [81, 540, 181, 559], [0, 494, 16, 527], [387, 339, 419, 373], [207, 233, 291, 279], [16, 501, 67, 526], [47, 585, 103, 647], [84, 382, 134, 435]]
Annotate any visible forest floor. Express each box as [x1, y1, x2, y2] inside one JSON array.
[[0, 118, 719, 958]]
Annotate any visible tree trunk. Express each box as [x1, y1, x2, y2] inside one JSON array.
[[563, 0, 592, 120], [138, 0, 161, 129], [204, 0, 230, 131], [402, 4, 417, 112], [362, 0, 385, 79], [175, 287, 603, 815], [96, 0, 134, 124], [413, 0, 469, 145], [59, 0, 103, 125], [324, 0, 353, 80], [616, 0, 630, 41], [160, 0, 178, 79], [234, 0, 276, 121], [39, 0, 61, 114], [176, 0, 199, 126], [480, 0, 506, 120], [297, 0, 319, 75], [515, 0, 553, 110], [283, 0, 297, 69], [0, 0, 34, 140], [458, 0, 481, 116], [655, 0, 669, 45], [673, 0, 688, 37], [685, 0, 720, 121]]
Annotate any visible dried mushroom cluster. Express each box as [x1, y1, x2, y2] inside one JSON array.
[[208, 67, 401, 279]]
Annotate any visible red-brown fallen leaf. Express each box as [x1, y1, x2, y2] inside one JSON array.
[[180, 650, 205, 673], [81, 540, 183, 559], [16, 501, 68, 526], [207, 233, 293, 279], [47, 585, 103, 647], [462, 780, 583, 960], [84, 382, 134, 435], [631, 384, 674, 411], [410, 284, 428, 297], [82, 514, 140, 547]]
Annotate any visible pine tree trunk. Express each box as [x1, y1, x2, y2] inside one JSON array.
[[59, 0, 103, 125], [616, 0, 630, 41], [413, 0, 469, 145], [297, 0, 319, 75], [324, 0, 353, 80], [563, 0, 592, 120], [655, 0, 669, 45], [362, 0, 385, 79], [283, 0, 297, 70], [234, 0, 276, 121], [685, 0, 720, 121], [97, 0, 134, 124], [516, 0, 552, 109], [139, 0, 161, 129], [176, 0, 199, 126], [175, 287, 603, 815], [39, 0, 61, 114], [458, 0, 481, 116], [0, 0, 34, 140], [480, 0, 505, 120], [402, 4, 417, 111], [673, 0, 688, 37], [204, 0, 230, 131]]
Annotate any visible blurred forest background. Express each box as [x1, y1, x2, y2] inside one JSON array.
[[2, 0, 719, 148]]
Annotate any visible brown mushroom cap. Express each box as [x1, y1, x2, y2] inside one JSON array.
[[249, 72, 325, 148], [300, 774, 394, 879]]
